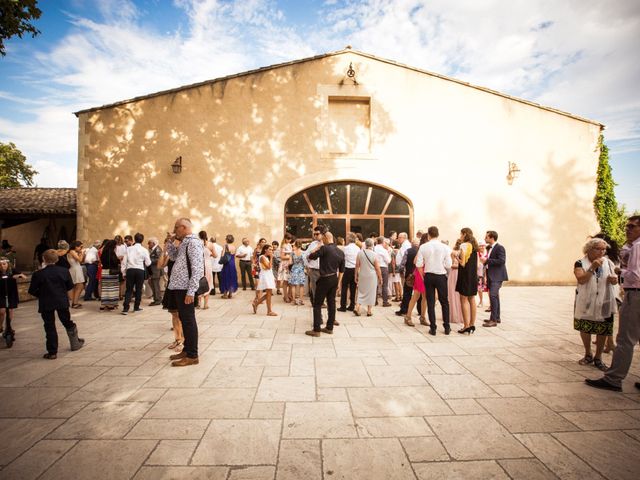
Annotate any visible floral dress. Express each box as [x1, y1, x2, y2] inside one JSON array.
[[289, 252, 305, 286], [277, 243, 292, 282]]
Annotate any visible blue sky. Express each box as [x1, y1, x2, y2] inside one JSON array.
[[1, 0, 638, 211]]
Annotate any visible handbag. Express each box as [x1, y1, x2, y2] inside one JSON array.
[[186, 242, 210, 296], [405, 272, 415, 288], [219, 245, 232, 265]]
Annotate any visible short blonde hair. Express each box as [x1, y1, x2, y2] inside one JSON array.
[[583, 238, 608, 255]]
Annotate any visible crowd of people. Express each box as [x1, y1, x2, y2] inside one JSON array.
[[0, 215, 638, 393]]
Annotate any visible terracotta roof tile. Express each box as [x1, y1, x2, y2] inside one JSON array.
[[0, 188, 76, 215]]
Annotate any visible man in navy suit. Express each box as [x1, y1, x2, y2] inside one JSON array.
[[28, 249, 85, 359], [481, 231, 508, 327]]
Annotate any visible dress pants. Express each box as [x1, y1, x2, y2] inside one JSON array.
[[239, 261, 254, 289], [41, 309, 76, 354], [399, 281, 412, 314], [488, 279, 502, 321], [123, 268, 145, 311], [172, 289, 199, 358], [308, 268, 320, 303], [340, 267, 356, 309], [379, 267, 389, 304], [211, 271, 222, 294], [424, 272, 449, 329], [149, 274, 162, 302], [313, 274, 338, 331], [83, 263, 99, 300], [604, 291, 640, 387]]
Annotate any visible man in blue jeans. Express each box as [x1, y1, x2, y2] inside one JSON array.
[[165, 218, 204, 367], [481, 231, 508, 327]]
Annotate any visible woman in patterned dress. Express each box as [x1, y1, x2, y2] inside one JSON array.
[[573, 238, 618, 371], [289, 240, 306, 305], [277, 233, 294, 303]]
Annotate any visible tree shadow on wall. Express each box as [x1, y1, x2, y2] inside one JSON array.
[[83, 54, 397, 239], [484, 155, 596, 282]]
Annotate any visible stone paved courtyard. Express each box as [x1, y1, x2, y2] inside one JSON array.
[[1, 286, 639, 479]]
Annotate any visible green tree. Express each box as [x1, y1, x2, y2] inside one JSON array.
[[0, 0, 42, 56], [0, 141, 38, 187], [593, 135, 625, 246]]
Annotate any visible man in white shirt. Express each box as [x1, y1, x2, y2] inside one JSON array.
[[374, 236, 392, 307], [397, 232, 411, 265], [236, 238, 255, 291], [415, 226, 452, 335], [82, 240, 101, 301], [122, 233, 151, 315], [338, 232, 359, 311], [210, 236, 223, 295]]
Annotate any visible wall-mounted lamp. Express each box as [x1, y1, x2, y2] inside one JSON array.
[[506, 161, 521, 185], [171, 156, 182, 174]]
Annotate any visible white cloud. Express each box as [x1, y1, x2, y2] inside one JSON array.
[[0, 0, 638, 207]]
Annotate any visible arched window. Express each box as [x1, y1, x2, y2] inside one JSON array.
[[285, 181, 412, 241]]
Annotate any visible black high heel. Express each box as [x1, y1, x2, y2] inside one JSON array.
[[457, 326, 476, 335]]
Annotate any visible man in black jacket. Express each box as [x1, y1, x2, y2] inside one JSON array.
[[306, 232, 345, 336], [28, 250, 84, 359], [480, 231, 508, 327]]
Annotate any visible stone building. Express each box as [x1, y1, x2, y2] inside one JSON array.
[[74, 48, 602, 283]]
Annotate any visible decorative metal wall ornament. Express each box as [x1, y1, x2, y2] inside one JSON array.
[[340, 62, 359, 85], [171, 156, 183, 174], [506, 161, 521, 185]]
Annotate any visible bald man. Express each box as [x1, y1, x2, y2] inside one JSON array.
[[306, 232, 345, 336], [164, 217, 204, 367]]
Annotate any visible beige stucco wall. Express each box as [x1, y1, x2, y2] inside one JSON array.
[[77, 51, 601, 283]]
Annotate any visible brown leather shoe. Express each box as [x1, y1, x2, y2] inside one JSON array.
[[170, 351, 187, 360], [320, 328, 333, 334], [482, 320, 498, 327], [333, 320, 340, 326], [172, 356, 199, 367], [305, 330, 321, 337], [419, 317, 428, 326], [404, 318, 415, 327]]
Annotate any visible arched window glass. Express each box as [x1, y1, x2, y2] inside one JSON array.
[[284, 181, 412, 242]]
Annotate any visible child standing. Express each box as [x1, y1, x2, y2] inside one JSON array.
[[28, 250, 85, 359]]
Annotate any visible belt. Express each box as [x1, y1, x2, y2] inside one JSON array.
[[240, 260, 251, 262], [624, 288, 640, 291], [321, 273, 337, 278]]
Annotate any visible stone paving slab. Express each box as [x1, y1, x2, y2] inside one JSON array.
[[0, 286, 639, 479]]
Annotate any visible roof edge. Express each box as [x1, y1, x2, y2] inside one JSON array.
[[73, 48, 604, 128]]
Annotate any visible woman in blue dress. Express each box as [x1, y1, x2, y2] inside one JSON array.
[[220, 234, 238, 299], [289, 240, 306, 305]]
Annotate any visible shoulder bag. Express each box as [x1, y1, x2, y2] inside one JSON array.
[[219, 244, 232, 266], [186, 242, 210, 296]]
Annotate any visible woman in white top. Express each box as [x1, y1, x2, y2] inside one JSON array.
[[209, 236, 223, 295], [198, 231, 215, 309], [252, 244, 277, 316], [573, 238, 618, 371], [354, 238, 382, 317], [68, 240, 86, 308]]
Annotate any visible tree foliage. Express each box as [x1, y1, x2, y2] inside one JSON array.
[[0, 141, 38, 188], [0, 0, 42, 56], [593, 135, 625, 246]]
